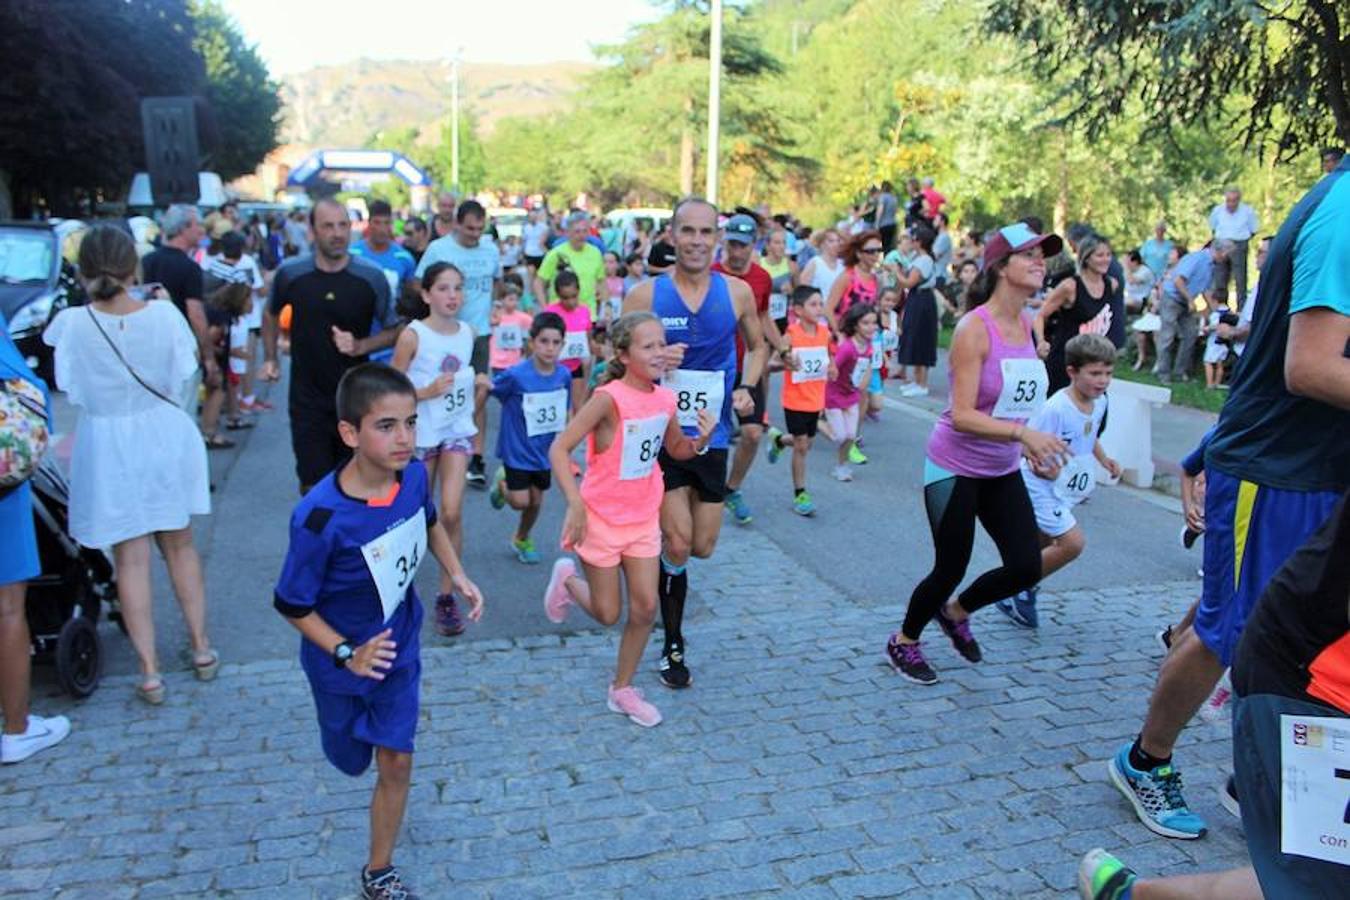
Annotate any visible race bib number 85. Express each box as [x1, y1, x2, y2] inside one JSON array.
[[664, 369, 724, 429]]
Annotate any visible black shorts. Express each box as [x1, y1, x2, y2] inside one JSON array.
[[570, 365, 585, 381], [784, 408, 819, 438], [659, 448, 729, 503], [291, 405, 350, 488], [524, 254, 545, 268], [735, 381, 768, 427], [470, 335, 491, 376], [504, 466, 551, 492]]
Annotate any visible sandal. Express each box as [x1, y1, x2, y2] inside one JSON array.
[[204, 435, 236, 450], [137, 676, 166, 705], [191, 648, 220, 682], [224, 418, 255, 431]]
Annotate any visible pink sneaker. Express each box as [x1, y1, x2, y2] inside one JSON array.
[[606, 684, 662, 727], [543, 557, 576, 623]]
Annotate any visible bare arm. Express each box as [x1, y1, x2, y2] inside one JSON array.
[[1033, 279, 1074, 348], [354, 325, 402, 356], [1285, 307, 1350, 409], [184, 298, 217, 382], [282, 612, 396, 682], [622, 278, 654, 314], [662, 408, 716, 460], [825, 272, 847, 333], [733, 280, 768, 389]]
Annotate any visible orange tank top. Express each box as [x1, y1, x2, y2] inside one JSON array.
[[781, 321, 831, 412], [580, 379, 677, 525]]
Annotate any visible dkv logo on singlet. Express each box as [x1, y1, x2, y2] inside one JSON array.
[[661, 316, 689, 331]]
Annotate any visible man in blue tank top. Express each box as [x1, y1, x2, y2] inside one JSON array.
[[623, 197, 767, 689]]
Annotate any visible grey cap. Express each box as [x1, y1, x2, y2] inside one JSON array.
[[724, 213, 757, 244]]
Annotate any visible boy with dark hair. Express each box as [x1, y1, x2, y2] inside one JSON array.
[[997, 334, 1122, 628], [764, 285, 832, 516], [274, 362, 484, 900]]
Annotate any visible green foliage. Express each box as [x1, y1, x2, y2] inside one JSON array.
[[190, 1, 282, 181]]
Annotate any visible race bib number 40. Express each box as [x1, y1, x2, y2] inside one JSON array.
[[562, 331, 590, 361], [426, 368, 475, 434], [665, 369, 725, 429], [992, 357, 1048, 419], [795, 347, 828, 383], [1279, 714, 1350, 865], [619, 414, 669, 480], [361, 513, 428, 623], [1056, 456, 1096, 501], [522, 389, 567, 437]]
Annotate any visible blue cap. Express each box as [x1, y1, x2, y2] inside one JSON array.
[[723, 214, 758, 244]]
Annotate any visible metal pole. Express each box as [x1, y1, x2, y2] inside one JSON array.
[[705, 0, 722, 204], [451, 53, 461, 192]]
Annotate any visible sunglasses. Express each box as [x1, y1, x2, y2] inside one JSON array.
[[860, 246, 883, 255]]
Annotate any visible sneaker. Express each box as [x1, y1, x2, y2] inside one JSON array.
[[543, 557, 576, 624], [361, 865, 419, 900], [1156, 625, 1173, 653], [885, 634, 938, 685], [1107, 744, 1207, 839], [607, 684, 662, 727], [995, 586, 1040, 629], [726, 490, 753, 525], [512, 536, 541, 564], [466, 457, 487, 488], [900, 383, 929, 397], [1076, 848, 1137, 900], [765, 427, 785, 464], [1218, 774, 1240, 818], [0, 714, 72, 764], [832, 464, 853, 482], [659, 644, 692, 689], [434, 593, 465, 636], [847, 444, 868, 465], [935, 604, 982, 662], [1198, 671, 1232, 724], [1179, 525, 1200, 550], [792, 492, 816, 517], [489, 466, 507, 509], [865, 409, 881, 422]]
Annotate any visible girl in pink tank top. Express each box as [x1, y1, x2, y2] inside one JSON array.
[[543, 312, 715, 728]]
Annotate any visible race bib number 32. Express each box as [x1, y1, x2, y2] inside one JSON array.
[[992, 357, 1048, 419], [794, 347, 828, 383], [665, 369, 724, 429], [1279, 714, 1350, 865], [361, 514, 428, 623]]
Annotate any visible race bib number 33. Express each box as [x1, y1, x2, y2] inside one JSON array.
[[361, 514, 428, 623], [522, 389, 567, 437]]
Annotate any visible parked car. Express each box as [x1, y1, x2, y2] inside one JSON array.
[[0, 221, 75, 382], [488, 207, 528, 241], [603, 207, 673, 243]]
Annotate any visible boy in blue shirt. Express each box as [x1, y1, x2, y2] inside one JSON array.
[[485, 311, 571, 564], [274, 363, 484, 900]]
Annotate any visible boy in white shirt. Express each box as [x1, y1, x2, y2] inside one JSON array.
[[997, 334, 1123, 628]]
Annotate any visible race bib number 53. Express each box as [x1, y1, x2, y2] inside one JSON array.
[[992, 358, 1048, 419], [361, 514, 428, 622]]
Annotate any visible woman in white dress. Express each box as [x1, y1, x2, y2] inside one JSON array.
[[43, 225, 217, 705]]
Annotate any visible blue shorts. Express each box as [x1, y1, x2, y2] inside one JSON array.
[[0, 482, 39, 585], [1196, 469, 1341, 666], [311, 660, 420, 776], [868, 369, 882, 394]]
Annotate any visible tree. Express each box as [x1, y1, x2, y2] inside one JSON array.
[[190, 0, 282, 180], [984, 0, 1348, 161]]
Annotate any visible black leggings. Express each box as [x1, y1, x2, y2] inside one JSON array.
[[901, 470, 1041, 640]]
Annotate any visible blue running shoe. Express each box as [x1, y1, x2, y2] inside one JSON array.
[[792, 491, 816, 516], [766, 427, 785, 464], [1107, 744, 1207, 839], [512, 536, 541, 564], [995, 588, 1039, 629], [489, 466, 507, 510], [726, 490, 753, 525]]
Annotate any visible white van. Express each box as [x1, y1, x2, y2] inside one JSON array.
[[126, 172, 228, 211]]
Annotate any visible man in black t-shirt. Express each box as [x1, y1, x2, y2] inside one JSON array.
[[262, 199, 398, 492], [141, 204, 217, 403]]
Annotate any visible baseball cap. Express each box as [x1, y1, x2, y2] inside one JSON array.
[[723, 214, 758, 244], [981, 222, 1064, 270]]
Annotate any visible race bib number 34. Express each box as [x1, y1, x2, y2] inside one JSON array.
[[522, 389, 567, 437], [992, 358, 1048, 419], [1279, 714, 1350, 865], [665, 369, 724, 429], [619, 414, 669, 480], [361, 514, 428, 623]]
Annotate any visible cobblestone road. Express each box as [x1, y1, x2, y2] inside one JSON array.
[[3, 522, 1251, 898]]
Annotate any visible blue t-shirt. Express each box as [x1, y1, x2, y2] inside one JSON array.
[[415, 235, 502, 335], [1180, 426, 1215, 478], [653, 273, 739, 449], [273, 459, 435, 695], [491, 359, 572, 471], [351, 240, 417, 298], [1140, 237, 1173, 278], [1162, 248, 1213, 304]]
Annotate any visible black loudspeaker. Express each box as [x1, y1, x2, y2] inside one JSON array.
[[140, 97, 201, 206]]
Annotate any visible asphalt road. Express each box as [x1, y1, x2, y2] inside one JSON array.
[[39, 358, 1200, 687]]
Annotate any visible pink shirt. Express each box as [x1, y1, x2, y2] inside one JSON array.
[[825, 337, 866, 409], [489, 310, 534, 370], [544, 302, 593, 372], [581, 379, 676, 525]]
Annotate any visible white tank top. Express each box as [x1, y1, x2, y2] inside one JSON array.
[[809, 256, 845, 296], [406, 318, 477, 446]]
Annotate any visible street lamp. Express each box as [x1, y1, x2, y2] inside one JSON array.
[[705, 0, 722, 204], [451, 48, 463, 192]]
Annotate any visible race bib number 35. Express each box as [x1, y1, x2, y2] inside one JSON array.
[[1279, 714, 1350, 865], [619, 414, 669, 480], [428, 368, 475, 433], [992, 358, 1048, 419], [522, 389, 567, 437], [361, 514, 428, 623], [665, 369, 725, 429], [795, 347, 828, 383]]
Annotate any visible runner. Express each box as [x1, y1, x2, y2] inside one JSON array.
[[885, 223, 1068, 685], [799, 228, 844, 299], [415, 200, 502, 489], [351, 200, 418, 364], [622, 197, 767, 689], [262, 199, 398, 494], [765, 285, 831, 515], [760, 228, 797, 340], [534, 212, 607, 314], [712, 213, 782, 526]]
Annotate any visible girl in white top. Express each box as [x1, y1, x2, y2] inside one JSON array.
[[42, 225, 216, 705], [800, 228, 846, 297]]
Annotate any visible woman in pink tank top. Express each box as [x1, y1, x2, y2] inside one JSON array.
[[825, 230, 882, 333], [544, 312, 715, 728], [884, 224, 1071, 686]]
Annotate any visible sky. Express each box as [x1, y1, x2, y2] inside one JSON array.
[[220, 0, 663, 75]]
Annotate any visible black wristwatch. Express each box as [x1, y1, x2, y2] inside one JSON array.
[[332, 640, 355, 669]]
